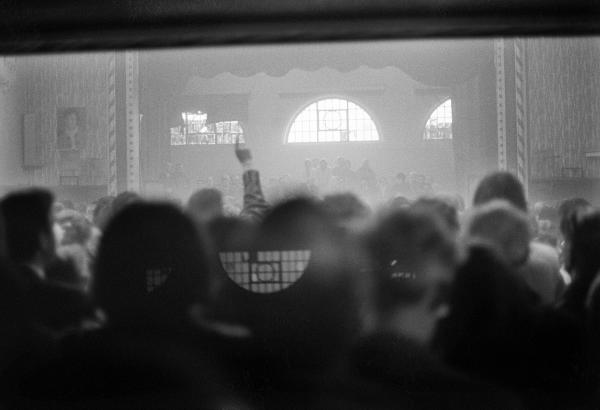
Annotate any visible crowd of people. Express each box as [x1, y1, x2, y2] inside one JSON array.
[[304, 157, 436, 203], [0, 139, 599, 409], [160, 156, 438, 211]]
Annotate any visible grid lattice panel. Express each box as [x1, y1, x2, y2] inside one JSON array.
[[288, 98, 379, 143], [424, 99, 453, 140], [170, 111, 245, 145], [219, 250, 311, 293]]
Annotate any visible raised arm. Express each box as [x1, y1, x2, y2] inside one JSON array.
[[236, 135, 270, 222]]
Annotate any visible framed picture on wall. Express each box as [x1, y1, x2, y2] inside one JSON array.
[[57, 107, 85, 150]]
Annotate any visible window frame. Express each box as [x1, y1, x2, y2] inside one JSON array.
[[285, 95, 382, 145], [423, 97, 453, 141], [170, 111, 245, 146]]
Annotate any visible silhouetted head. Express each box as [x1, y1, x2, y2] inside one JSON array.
[[224, 198, 366, 370], [558, 198, 592, 244], [473, 171, 527, 212], [0, 189, 55, 265], [92, 196, 115, 230], [450, 242, 532, 322], [322, 192, 370, 230], [111, 191, 141, 217], [569, 211, 600, 279], [93, 202, 209, 328], [387, 195, 411, 211], [187, 188, 224, 225], [411, 196, 460, 234], [464, 200, 531, 267], [435, 242, 535, 360], [365, 208, 458, 344], [557, 198, 593, 274]]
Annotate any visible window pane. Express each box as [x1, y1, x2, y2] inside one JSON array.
[[424, 99, 453, 140], [288, 98, 378, 143], [170, 112, 244, 145]]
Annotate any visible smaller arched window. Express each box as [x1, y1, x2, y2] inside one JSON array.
[[170, 111, 244, 145], [424, 99, 452, 140], [287, 98, 379, 143]]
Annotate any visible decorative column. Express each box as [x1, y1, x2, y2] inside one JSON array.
[[513, 38, 529, 193], [110, 51, 141, 195], [494, 38, 530, 193], [494, 39, 508, 171], [107, 52, 118, 196], [125, 51, 140, 192]]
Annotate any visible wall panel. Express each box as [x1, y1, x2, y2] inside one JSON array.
[[527, 38, 600, 180], [21, 54, 110, 187]]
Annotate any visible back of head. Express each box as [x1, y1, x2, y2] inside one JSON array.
[[436, 242, 535, 365], [0, 189, 54, 264], [387, 195, 411, 210], [473, 172, 527, 212], [365, 208, 458, 320], [447, 243, 533, 331], [558, 197, 592, 242], [464, 200, 531, 267], [93, 202, 209, 328], [92, 195, 115, 230], [111, 191, 141, 218], [410, 196, 460, 234], [322, 192, 370, 229], [569, 210, 600, 277], [230, 198, 365, 369], [187, 188, 223, 225]]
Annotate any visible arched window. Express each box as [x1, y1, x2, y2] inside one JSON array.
[[424, 99, 452, 140], [287, 98, 379, 143], [170, 111, 244, 145]]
